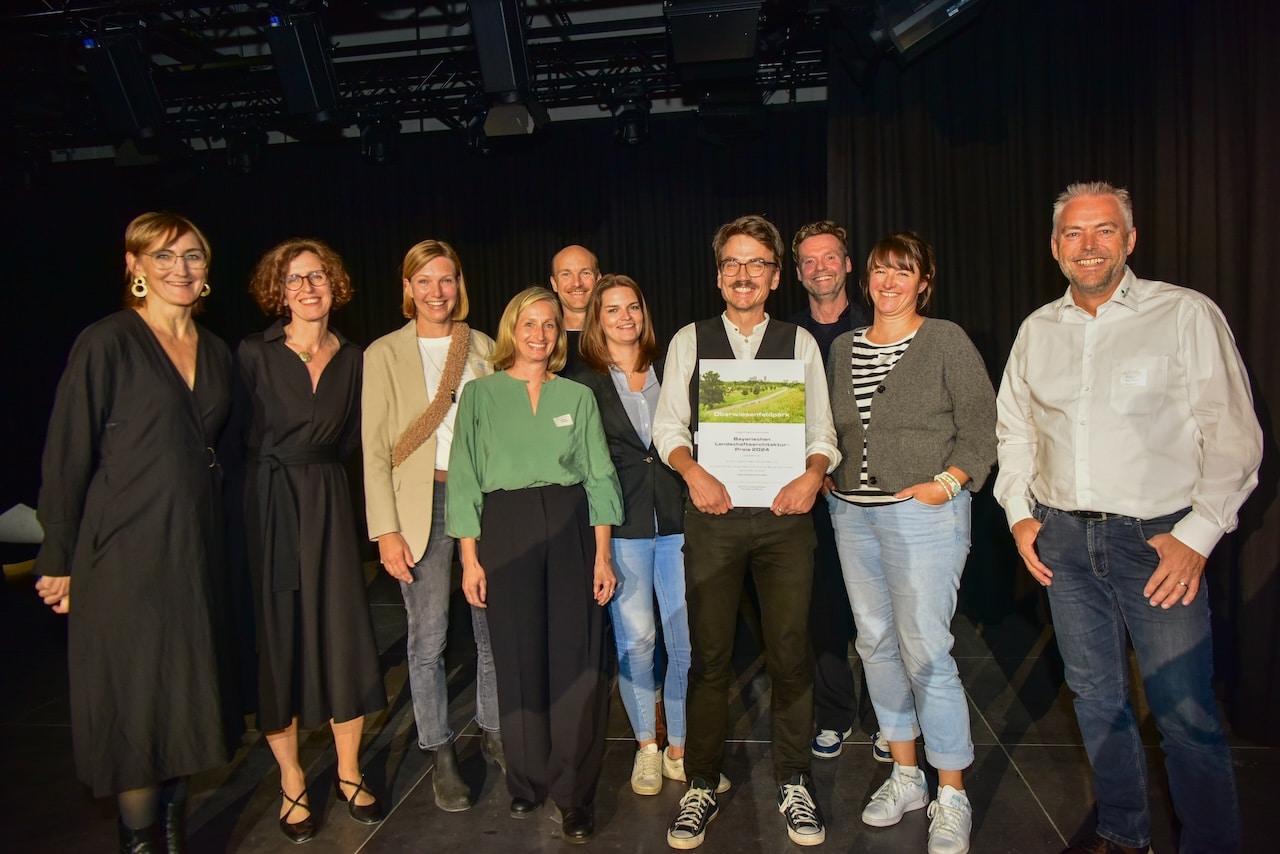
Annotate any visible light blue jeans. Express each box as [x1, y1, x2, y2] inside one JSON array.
[[828, 492, 974, 771], [400, 481, 499, 749], [609, 534, 691, 746]]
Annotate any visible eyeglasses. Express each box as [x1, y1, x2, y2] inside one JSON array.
[[284, 270, 329, 290], [718, 257, 778, 277], [145, 250, 208, 270]]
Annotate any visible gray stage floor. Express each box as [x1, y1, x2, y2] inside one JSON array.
[[2, 566, 1272, 853]]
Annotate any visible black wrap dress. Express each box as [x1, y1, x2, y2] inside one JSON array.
[[36, 310, 242, 797], [236, 321, 383, 731]]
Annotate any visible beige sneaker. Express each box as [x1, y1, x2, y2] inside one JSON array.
[[631, 744, 663, 795], [661, 746, 731, 793]]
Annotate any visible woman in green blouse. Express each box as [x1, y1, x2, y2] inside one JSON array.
[[447, 286, 623, 843]]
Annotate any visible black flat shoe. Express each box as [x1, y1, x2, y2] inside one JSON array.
[[278, 788, 315, 844], [561, 805, 595, 844], [509, 797, 541, 819], [334, 774, 384, 825]]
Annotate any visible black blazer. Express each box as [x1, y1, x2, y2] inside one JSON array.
[[568, 365, 686, 539]]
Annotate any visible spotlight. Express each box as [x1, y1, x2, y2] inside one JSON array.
[[466, 113, 491, 155], [81, 34, 165, 138], [225, 128, 266, 174], [874, 0, 988, 58], [611, 92, 651, 146], [482, 97, 548, 137], [359, 117, 400, 165], [266, 12, 341, 122]]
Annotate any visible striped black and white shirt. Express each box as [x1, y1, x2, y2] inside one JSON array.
[[831, 329, 916, 506]]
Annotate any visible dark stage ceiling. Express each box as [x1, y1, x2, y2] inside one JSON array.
[[0, 1, 979, 157]]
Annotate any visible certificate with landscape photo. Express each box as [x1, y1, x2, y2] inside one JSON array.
[[695, 358, 805, 507]]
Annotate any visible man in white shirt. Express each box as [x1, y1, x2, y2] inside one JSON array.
[[653, 215, 838, 850], [995, 181, 1261, 854]]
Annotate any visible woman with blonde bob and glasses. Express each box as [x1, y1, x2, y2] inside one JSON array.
[[34, 212, 241, 852], [448, 286, 623, 843], [361, 240, 504, 813], [237, 238, 385, 842]]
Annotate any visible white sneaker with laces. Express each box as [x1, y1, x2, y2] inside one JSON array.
[[631, 743, 663, 795], [861, 763, 929, 827], [927, 785, 972, 854], [661, 747, 731, 793]]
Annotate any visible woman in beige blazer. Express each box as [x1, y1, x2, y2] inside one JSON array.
[[361, 239, 502, 812]]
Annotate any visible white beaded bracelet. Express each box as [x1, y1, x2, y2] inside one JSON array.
[[933, 471, 962, 500]]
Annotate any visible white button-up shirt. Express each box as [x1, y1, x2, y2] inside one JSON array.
[[994, 268, 1262, 557]]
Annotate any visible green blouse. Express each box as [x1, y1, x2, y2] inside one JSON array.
[[446, 372, 624, 539]]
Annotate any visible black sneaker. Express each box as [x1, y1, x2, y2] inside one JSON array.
[[666, 780, 718, 850], [778, 773, 826, 846]]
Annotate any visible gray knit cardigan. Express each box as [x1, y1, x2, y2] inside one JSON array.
[[827, 317, 997, 494]]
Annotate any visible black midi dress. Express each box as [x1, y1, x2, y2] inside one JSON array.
[[35, 310, 242, 797], [237, 321, 384, 731]]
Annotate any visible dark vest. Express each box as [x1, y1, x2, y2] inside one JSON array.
[[688, 317, 797, 459]]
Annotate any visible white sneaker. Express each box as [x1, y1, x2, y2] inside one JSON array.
[[661, 747, 731, 793], [810, 727, 854, 758], [927, 785, 972, 854], [861, 763, 929, 827], [872, 731, 893, 763], [631, 744, 663, 795]]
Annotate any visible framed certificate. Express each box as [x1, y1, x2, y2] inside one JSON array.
[[694, 358, 805, 508]]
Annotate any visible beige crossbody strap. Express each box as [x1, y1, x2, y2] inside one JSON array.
[[391, 322, 470, 469]]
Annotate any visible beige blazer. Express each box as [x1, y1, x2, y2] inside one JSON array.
[[362, 321, 495, 563]]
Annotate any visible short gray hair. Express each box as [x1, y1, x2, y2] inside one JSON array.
[[1052, 181, 1134, 235]]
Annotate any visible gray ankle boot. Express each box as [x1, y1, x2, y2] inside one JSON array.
[[432, 741, 473, 812], [481, 729, 507, 775]]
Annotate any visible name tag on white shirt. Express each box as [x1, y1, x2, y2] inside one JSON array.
[[1120, 368, 1148, 387], [553, 414, 574, 427]]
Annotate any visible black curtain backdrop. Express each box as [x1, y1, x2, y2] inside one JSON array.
[[826, 0, 1279, 741], [2, 0, 1276, 739]]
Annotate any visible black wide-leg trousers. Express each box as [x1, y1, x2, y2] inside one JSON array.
[[479, 484, 609, 809]]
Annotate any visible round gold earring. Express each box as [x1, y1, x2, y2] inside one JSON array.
[[201, 283, 211, 297], [130, 275, 148, 298]]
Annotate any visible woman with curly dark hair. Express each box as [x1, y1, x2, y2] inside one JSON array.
[[236, 238, 384, 843]]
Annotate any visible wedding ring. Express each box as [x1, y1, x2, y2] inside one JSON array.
[[1177, 581, 1189, 587]]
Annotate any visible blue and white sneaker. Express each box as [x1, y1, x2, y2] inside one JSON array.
[[872, 731, 892, 763], [810, 727, 854, 758]]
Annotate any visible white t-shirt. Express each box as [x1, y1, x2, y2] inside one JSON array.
[[417, 335, 479, 470]]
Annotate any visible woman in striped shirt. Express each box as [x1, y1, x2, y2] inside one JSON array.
[[825, 232, 996, 854]]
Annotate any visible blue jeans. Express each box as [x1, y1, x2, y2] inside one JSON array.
[[400, 481, 499, 749], [1033, 504, 1240, 853], [609, 534, 691, 746], [828, 492, 974, 771]]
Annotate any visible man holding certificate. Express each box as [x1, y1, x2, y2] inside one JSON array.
[[653, 214, 839, 850]]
